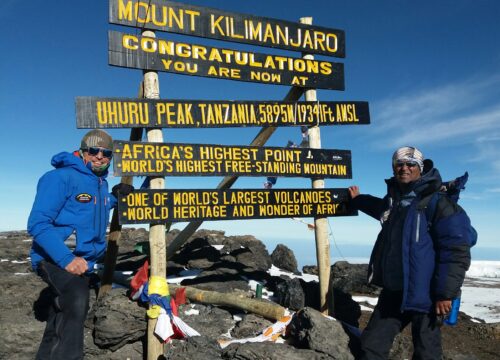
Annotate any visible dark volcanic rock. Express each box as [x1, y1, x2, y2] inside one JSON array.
[[164, 336, 223, 359], [222, 342, 334, 360], [275, 277, 305, 310], [173, 236, 222, 270], [328, 288, 362, 328], [170, 231, 272, 274], [231, 244, 272, 272], [179, 304, 236, 341], [3, 229, 498, 360], [271, 244, 299, 273], [230, 313, 273, 338], [303, 265, 319, 275], [93, 289, 146, 351], [180, 267, 251, 293], [330, 261, 380, 296], [274, 277, 320, 311], [288, 307, 354, 360]]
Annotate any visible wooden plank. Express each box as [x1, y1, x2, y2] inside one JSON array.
[[76, 96, 370, 128], [108, 31, 345, 90], [109, 0, 345, 58], [118, 188, 357, 224], [113, 141, 352, 178]]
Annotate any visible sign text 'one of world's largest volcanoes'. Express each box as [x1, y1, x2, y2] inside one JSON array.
[[108, 31, 344, 90], [76, 97, 370, 128], [113, 141, 352, 178], [118, 188, 357, 224], [109, 0, 345, 58]]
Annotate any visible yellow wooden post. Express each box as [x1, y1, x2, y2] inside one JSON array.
[[301, 17, 331, 315], [141, 30, 167, 360]]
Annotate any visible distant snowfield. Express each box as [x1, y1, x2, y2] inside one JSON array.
[[461, 261, 500, 323], [291, 260, 500, 324]]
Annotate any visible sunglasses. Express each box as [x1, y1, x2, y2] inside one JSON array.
[[395, 161, 418, 168], [86, 147, 113, 158]]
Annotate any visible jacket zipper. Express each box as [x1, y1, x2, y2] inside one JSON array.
[[416, 213, 421, 243], [94, 178, 102, 259]]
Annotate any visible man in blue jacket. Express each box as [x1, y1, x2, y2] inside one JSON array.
[[28, 129, 130, 360], [349, 146, 473, 360]]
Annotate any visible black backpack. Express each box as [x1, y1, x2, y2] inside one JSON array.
[[419, 172, 477, 247]]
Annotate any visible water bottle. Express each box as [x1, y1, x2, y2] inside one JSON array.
[[444, 297, 460, 326]]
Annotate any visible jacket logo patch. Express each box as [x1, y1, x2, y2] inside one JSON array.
[[76, 193, 93, 203]]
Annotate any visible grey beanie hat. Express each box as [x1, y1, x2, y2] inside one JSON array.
[[81, 129, 113, 150], [392, 146, 424, 172]]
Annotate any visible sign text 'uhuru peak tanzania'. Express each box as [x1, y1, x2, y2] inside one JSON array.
[[76, 97, 370, 128]]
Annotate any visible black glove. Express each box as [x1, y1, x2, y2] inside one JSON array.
[[112, 183, 134, 198]]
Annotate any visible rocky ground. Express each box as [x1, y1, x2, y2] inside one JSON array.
[[1, 228, 499, 359]]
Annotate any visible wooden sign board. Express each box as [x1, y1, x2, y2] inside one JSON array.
[[113, 141, 352, 178], [108, 31, 345, 90], [109, 0, 345, 58], [76, 96, 370, 128], [118, 188, 357, 224]]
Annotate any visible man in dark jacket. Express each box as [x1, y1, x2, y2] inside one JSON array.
[[28, 129, 130, 360], [349, 146, 473, 360]]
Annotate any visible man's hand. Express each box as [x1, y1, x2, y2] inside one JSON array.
[[435, 300, 452, 315], [65, 257, 88, 275], [348, 186, 360, 199]]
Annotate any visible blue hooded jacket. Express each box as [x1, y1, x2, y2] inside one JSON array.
[[28, 151, 116, 272], [352, 166, 472, 313]]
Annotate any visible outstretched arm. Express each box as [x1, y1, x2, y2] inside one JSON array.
[[348, 186, 386, 220]]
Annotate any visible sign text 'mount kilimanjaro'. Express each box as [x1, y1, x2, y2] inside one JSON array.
[[113, 141, 352, 178], [109, 0, 345, 58], [118, 188, 357, 224], [76, 97, 370, 128], [108, 31, 344, 90]]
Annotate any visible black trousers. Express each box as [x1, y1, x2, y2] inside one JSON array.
[[360, 289, 442, 360], [36, 261, 90, 360]]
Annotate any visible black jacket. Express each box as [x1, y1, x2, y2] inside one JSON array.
[[352, 167, 472, 312]]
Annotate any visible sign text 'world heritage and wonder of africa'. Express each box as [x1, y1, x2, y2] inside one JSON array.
[[112, 141, 352, 178], [118, 188, 357, 224], [76, 97, 370, 128], [108, 31, 345, 90], [109, 0, 345, 58]]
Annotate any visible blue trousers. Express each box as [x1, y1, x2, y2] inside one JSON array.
[[35, 261, 90, 360], [360, 289, 442, 360]]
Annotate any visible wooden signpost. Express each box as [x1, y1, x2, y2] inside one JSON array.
[[118, 188, 356, 224], [77, 97, 370, 128], [108, 30, 345, 89], [77, 1, 372, 358], [109, 0, 345, 58]]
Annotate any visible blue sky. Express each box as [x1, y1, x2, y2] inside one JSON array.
[[1, 1, 499, 265]]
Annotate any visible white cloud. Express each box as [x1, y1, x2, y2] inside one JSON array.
[[393, 107, 500, 146], [370, 74, 500, 146]]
